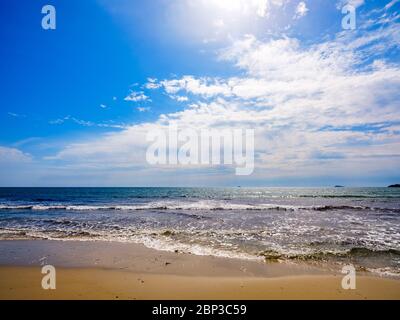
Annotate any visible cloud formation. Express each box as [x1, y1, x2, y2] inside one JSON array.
[[45, 12, 400, 183], [294, 1, 308, 19], [124, 90, 150, 102], [3, 1, 399, 186], [0, 146, 32, 163]]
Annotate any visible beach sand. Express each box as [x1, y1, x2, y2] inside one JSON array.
[[0, 240, 399, 300]]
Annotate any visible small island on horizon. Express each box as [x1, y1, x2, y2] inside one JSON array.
[[388, 184, 400, 188]]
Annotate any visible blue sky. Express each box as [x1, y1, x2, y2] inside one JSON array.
[[0, 0, 399, 186]]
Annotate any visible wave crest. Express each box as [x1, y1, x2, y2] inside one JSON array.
[[1, 202, 399, 213]]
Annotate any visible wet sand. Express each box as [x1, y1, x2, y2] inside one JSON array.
[[0, 240, 399, 300]]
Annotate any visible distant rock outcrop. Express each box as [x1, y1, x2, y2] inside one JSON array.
[[334, 185, 344, 188], [388, 184, 400, 188]]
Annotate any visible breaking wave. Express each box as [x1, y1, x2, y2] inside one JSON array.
[[0, 202, 399, 213]]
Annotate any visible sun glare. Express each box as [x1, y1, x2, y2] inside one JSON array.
[[168, 0, 275, 43], [202, 0, 269, 17]]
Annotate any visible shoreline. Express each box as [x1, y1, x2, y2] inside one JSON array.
[[0, 240, 400, 299], [0, 240, 327, 277]]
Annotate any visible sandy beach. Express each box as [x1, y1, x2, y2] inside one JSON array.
[[0, 240, 399, 300]]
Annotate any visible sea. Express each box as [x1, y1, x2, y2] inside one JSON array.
[[0, 187, 399, 276]]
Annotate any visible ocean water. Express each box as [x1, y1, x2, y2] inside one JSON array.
[[0, 187, 399, 276]]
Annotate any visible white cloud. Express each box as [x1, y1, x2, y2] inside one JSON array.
[[7, 112, 26, 118], [169, 95, 189, 102], [336, 0, 364, 9], [124, 90, 149, 102], [213, 19, 225, 28], [294, 1, 309, 19], [100, 104, 107, 109], [160, 76, 232, 97], [255, 0, 270, 17], [49, 116, 69, 125], [385, 0, 400, 10], [137, 107, 151, 112], [43, 15, 400, 183], [49, 116, 125, 129], [145, 78, 162, 89], [0, 146, 32, 163]]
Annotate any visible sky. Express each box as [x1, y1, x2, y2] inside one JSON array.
[[0, 0, 399, 187]]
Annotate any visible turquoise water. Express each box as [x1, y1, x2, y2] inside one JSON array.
[[0, 187, 399, 275]]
